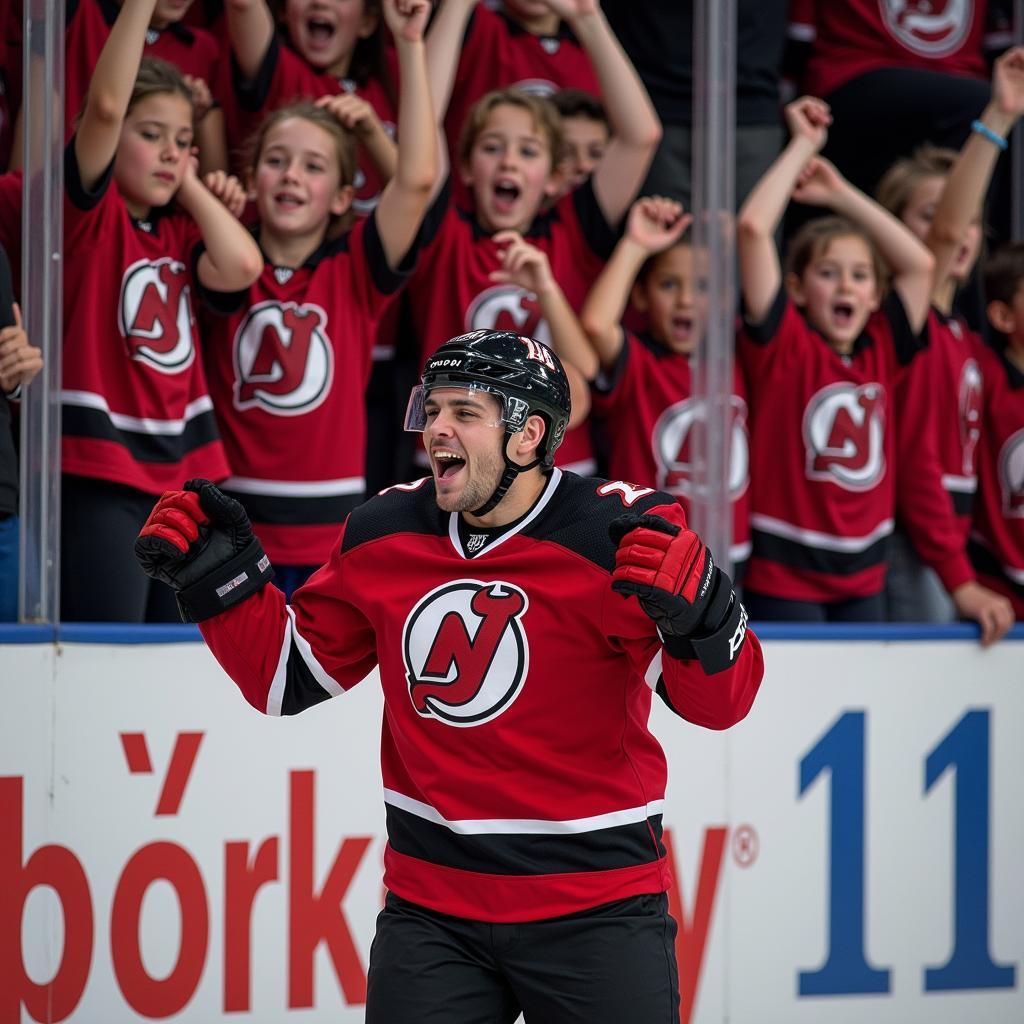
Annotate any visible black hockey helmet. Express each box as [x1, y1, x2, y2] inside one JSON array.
[[406, 329, 572, 515]]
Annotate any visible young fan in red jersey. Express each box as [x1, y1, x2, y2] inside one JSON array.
[[871, 47, 1024, 642], [221, 0, 398, 218], [197, 0, 437, 598], [971, 245, 1024, 618], [552, 195, 752, 572], [133, 328, 763, 1021], [406, 1, 661, 476], [432, 0, 601, 203], [736, 96, 935, 621], [61, 0, 263, 622]]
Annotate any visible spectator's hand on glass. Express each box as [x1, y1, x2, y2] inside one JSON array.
[[0, 304, 43, 395], [784, 96, 831, 152], [992, 46, 1024, 119], [791, 155, 846, 208], [626, 196, 692, 255]]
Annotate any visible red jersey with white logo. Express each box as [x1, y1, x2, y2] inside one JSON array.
[[591, 330, 751, 566], [199, 469, 763, 922], [790, 0, 990, 99], [969, 343, 1024, 618], [197, 214, 409, 566], [64, 0, 222, 140], [894, 309, 986, 592], [406, 179, 618, 474], [445, 4, 600, 205], [61, 143, 229, 494], [219, 35, 396, 218], [739, 289, 923, 602]]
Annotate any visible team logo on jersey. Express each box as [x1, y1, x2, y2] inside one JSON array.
[[998, 428, 1024, 517], [232, 301, 333, 416], [652, 396, 749, 499], [803, 382, 886, 491], [958, 358, 983, 475], [403, 579, 530, 727], [880, 0, 971, 57], [466, 285, 553, 346], [118, 257, 195, 374]]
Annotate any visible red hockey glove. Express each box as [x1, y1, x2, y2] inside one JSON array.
[[609, 513, 748, 674], [135, 479, 274, 622]]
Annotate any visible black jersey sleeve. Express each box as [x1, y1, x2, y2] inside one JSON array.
[[232, 32, 278, 110], [571, 176, 621, 262], [740, 285, 787, 344], [882, 289, 928, 366], [64, 139, 113, 212]]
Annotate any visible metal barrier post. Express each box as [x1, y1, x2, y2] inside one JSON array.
[[18, 0, 64, 623], [690, 0, 737, 572]]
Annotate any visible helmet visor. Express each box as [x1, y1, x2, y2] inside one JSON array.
[[404, 384, 516, 433]]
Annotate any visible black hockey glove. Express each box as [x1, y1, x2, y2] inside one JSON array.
[[134, 479, 274, 623], [609, 513, 748, 675]]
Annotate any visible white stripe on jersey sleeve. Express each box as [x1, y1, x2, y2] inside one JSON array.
[[266, 605, 345, 716]]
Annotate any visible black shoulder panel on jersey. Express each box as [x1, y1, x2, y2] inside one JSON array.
[[522, 472, 677, 573], [340, 479, 447, 553]]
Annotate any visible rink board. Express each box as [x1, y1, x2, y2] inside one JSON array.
[[1, 628, 1022, 1023]]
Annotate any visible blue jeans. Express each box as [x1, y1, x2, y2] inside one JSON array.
[[0, 513, 19, 621]]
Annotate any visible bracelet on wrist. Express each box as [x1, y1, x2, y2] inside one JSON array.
[[971, 119, 1009, 151]]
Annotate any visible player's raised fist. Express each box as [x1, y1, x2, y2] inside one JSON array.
[[609, 512, 748, 674], [135, 480, 274, 622]]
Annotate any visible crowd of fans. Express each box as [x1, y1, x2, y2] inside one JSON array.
[[0, 0, 1021, 642]]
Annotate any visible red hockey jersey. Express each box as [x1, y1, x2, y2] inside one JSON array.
[[790, 0, 991, 99], [739, 289, 924, 602], [591, 330, 751, 566], [197, 214, 410, 566], [200, 469, 763, 922], [219, 35, 396, 217], [64, 0, 221, 139], [895, 310, 986, 592], [61, 144, 229, 494], [406, 179, 618, 474], [969, 343, 1024, 617]]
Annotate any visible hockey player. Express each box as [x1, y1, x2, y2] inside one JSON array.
[[134, 328, 763, 1022]]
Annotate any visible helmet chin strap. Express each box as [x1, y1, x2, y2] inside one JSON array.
[[469, 435, 543, 518]]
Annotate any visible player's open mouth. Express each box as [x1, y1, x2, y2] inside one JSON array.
[[433, 450, 467, 481], [832, 302, 855, 327]]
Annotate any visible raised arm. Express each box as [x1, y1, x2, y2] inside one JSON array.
[[549, 0, 661, 226], [223, 0, 276, 83], [424, 0, 477, 181], [927, 47, 1024, 306], [373, 0, 438, 269], [736, 96, 830, 323], [580, 196, 691, 375], [178, 158, 264, 292], [74, 0, 159, 191], [795, 157, 934, 332]]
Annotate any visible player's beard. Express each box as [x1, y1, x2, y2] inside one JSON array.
[[435, 441, 506, 514]]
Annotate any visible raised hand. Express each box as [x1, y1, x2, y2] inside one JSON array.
[[314, 93, 385, 139], [791, 155, 847, 207], [203, 170, 248, 219], [489, 231, 556, 296], [183, 74, 214, 123], [625, 196, 692, 254], [992, 46, 1024, 120], [0, 304, 43, 394], [382, 0, 431, 43], [784, 96, 831, 152]]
